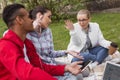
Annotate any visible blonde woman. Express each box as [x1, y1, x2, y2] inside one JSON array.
[[65, 9, 112, 68]]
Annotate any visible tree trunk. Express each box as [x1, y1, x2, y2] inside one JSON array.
[[1, 0, 7, 13]]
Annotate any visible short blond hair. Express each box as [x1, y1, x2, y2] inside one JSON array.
[[77, 9, 91, 19]]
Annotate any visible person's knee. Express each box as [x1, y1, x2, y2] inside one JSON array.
[[76, 74, 83, 80], [100, 46, 108, 53], [71, 58, 81, 63], [64, 72, 83, 80]]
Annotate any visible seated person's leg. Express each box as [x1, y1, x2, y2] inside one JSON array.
[[71, 51, 96, 63], [71, 56, 82, 62], [89, 46, 108, 64], [89, 46, 104, 55], [54, 72, 83, 80], [96, 47, 108, 64]]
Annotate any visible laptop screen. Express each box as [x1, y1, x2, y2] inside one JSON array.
[[103, 61, 120, 80]]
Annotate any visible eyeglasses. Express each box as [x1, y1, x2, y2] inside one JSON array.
[[78, 19, 88, 22]]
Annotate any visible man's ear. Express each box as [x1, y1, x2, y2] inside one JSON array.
[[15, 16, 23, 25]]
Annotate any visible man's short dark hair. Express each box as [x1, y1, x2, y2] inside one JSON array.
[[2, 4, 25, 28]]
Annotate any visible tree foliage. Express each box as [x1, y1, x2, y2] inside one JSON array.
[[1, 0, 120, 20], [81, 0, 120, 11], [16, 0, 84, 21], [1, 0, 86, 21]]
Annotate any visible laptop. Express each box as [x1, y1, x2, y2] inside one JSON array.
[[103, 61, 120, 80]]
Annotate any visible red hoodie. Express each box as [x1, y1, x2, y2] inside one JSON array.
[[0, 30, 65, 80]]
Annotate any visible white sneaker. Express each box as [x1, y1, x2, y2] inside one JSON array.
[[88, 62, 98, 70]]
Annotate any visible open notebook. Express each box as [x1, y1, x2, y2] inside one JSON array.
[[103, 61, 120, 80]]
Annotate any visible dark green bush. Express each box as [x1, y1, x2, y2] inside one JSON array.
[[18, 0, 84, 21]]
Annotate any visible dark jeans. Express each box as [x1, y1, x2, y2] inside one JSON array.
[[71, 46, 108, 64]]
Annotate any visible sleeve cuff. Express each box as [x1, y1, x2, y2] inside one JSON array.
[[69, 29, 76, 35]]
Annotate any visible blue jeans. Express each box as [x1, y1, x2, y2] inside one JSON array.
[[54, 72, 83, 80], [72, 46, 108, 64]]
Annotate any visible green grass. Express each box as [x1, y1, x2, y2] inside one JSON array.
[[0, 13, 120, 51], [50, 22, 70, 50], [91, 13, 120, 44], [0, 18, 7, 37]]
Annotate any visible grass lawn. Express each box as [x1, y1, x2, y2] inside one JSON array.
[[0, 18, 6, 37], [0, 13, 120, 51]]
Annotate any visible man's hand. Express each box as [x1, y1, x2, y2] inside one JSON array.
[[64, 61, 83, 75], [66, 50, 84, 60]]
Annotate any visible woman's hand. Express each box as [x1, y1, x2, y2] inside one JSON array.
[[33, 13, 43, 32], [64, 20, 74, 31], [66, 50, 84, 60]]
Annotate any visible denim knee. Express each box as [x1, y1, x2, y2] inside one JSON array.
[[71, 57, 81, 63], [96, 47, 108, 64]]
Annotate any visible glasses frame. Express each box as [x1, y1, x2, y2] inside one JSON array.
[[78, 18, 89, 22]]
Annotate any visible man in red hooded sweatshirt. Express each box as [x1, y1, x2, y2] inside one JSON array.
[[0, 3, 82, 80]]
